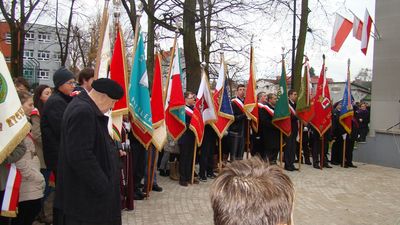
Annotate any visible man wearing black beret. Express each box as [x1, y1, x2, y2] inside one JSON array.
[[55, 78, 124, 225]]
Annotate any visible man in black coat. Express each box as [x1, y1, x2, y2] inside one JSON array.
[[259, 93, 281, 164], [178, 91, 198, 187], [55, 78, 124, 225], [284, 89, 298, 171], [41, 68, 76, 175], [228, 84, 248, 161]]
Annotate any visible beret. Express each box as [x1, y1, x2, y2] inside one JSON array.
[[53, 67, 75, 88], [91, 78, 124, 100]]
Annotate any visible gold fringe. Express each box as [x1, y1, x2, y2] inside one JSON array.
[[0, 123, 31, 164], [1, 208, 18, 218]]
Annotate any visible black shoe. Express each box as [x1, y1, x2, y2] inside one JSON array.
[[331, 162, 340, 165], [324, 164, 332, 168], [305, 161, 312, 165], [313, 164, 321, 169], [345, 163, 357, 168], [134, 192, 145, 200], [199, 176, 207, 182], [285, 167, 295, 171], [207, 173, 217, 179], [292, 167, 299, 171], [152, 184, 163, 192], [179, 181, 188, 187], [159, 170, 169, 177]]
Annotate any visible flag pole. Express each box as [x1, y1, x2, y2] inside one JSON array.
[[342, 134, 347, 167], [299, 122, 303, 170], [94, 0, 110, 79], [131, 3, 143, 65], [163, 27, 180, 102], [218, 138, 222, 173], [320, 135, 324, 170], [280, 132, 283, 166], [145, 145, 153, 198], [149, 147, 158, 197], [191, 143, 197, 184], [246, 120, 250, 159]]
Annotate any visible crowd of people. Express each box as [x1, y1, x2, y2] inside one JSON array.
[[0, 67, 370, 225]]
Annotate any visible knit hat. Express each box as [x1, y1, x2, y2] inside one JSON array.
[[53, 68, 75, 88], [91, 78, 124, 100]]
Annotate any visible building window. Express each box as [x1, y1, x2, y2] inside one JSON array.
[[25, 31, 35, 41], [37, 69, 50, 80], [38, 32, 51, 42], [23, 68, 34, 79], [37, 50, 50, 61], [54, 52, 61, 62], [5, 33, 11, 44], [23, 50, 34, 59]]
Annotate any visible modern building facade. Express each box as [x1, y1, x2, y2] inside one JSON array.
[[354, 0, 400, 168], [0, 22, 66, 87]]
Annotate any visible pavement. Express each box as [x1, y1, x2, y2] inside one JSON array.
[[122, 162, 400, 225]]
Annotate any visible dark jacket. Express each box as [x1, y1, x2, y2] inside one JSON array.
[[332, 108, 346, 138], [229, 97, 247, 134], [178, 105, 195, 145], [55, 93, 121, 224], [356, 109, 370, 128], [259, 103, 280, 149], [289, 100, 298, 135], [40, 90, 73, 171]]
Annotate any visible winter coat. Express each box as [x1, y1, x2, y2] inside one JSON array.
[[40, 90, 73, 171], [16, 135, 45, 202], [55, 92, 121, 224], [30, 110, 46, 169]]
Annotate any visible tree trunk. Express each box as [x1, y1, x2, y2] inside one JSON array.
[[146, 0, 155, 89], [293, 0, 308, 92], [9, 27, 20, 77], [183, 0, 201, 92]]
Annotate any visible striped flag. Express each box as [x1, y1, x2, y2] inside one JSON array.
[[129, 32, 153, 148], [352, 13, 363, 41], [272, 57, 291, 136], [211, 58, 234, 138], [339, 60, 354, 134], [164, 40, 186, 140], [190, 68, 217, 145], [1, 164, 22, 217], [331, 13, 353, 52], [361, 9, 373, 55], [244, 46, 259, 132]]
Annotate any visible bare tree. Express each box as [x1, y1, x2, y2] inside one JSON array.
[[55, 0, 76, 67], [0, 0, 47, 77]]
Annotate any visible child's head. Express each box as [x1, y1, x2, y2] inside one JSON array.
[[18, 90, 34, 116]]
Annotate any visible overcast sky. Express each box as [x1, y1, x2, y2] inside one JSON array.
[[37, 0, 375, 82]]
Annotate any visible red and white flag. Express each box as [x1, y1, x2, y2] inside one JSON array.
[[190, 69, 217, 145], [331, 14, 353, 52], [1, 164, 22, 217], [361, 9, 373, 55], [352, 14, 363, 41]]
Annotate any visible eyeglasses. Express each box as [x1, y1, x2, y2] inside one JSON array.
[[66, 81, 77, 86]]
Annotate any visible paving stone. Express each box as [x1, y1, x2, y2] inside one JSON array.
[[123, 162, 400, 225]]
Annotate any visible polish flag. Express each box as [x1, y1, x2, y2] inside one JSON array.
[[361, 9, 373, 55], [353, 14, 363, 40], [331, 14, 353, 52]]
